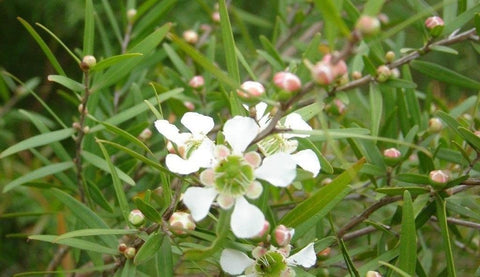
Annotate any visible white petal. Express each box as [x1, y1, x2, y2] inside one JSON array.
[[181, 112, 214, 135], [286, 242, 317, 268], [255, 153, 296, 187], [224, 116, 259, 154], [182, 187, 217, 221], [188, 139, 215, 168], [154, 120, 182, 144], [231, 197, 265, 238], [165, 154, 200, 175], [220, 249, 255, 275], [284, 113, 312, 138], [291, 149, 321, 177], [255, 102, 268, 121]]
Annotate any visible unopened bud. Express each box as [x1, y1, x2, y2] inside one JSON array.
[[317, 247, 331, 260], [127, 9, 137, 22], [383, 148, 401, 158], [376, 65, 391, 82], [169, 211, 196, 235], [378, 13, 389, 24], [425, 16, 444, 37], [237, 81, 265, 98], [391, 68, 400, 78], [428, 117, 443, 133], [274, 224, 294, 247], [183, 30, 199, 44], [82, 126, 90, 134], [385, 51, 395, 63], [429, 170, 449, 184], [355, 15, 381, 36], [80, 55, 96, 71], [321, 178, 333, 186], [311, 62, 334, 85], [273, 72, 302, 92], [475, 130, 480, 137], [352, 71, 362, 80], [124, 247, 136, 259], [118, 243, 128, 253], [184, 101, 195, 111], [211, 11, 220, 23], [138, 128, 152, 141], [72, 122, 82, 130], [189, 75, 205, 89], [128, 209, 145, 227], [366, 271, 382, 277]]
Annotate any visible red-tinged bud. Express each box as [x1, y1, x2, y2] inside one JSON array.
[[80, 55, 96, 71], [355, 15, 381, 36], [376, 65, 391, 82], [274, 225, 294, 247], [124, 247, 136, 259], [475, 130, 480, 137], [429, 170, 449, 184], [317, 247, 331, 260], [254, 220, 270, 239], [237, 81, 265, 98], [168, 211, 196, 235], [138, 128, 152, 141], [383, 148, 401, 159], [189, 75, 205, 89], [366, 271, 382, 277], [184, 101, 195, 111], [183, 30, 199, 44], [118, 243, 127, 253], [273, 72, 302, 92], [428, 117, 443, 133], [211, 11, 220, 23], [332, 60, 348, 77], [128, 209, 145, 227], [311, 62, 334, 85], [425, 16, 444, 37]]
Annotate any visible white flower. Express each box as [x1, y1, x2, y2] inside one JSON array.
[[154, 112, 215, 174], [250, 103, 321, 177], [182, 116, 297, 238], [220, 242, 317, 276]]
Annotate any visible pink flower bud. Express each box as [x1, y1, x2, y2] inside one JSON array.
[[376, 65, 392, 82], [425, 16, 444, 29], [189, 75, 205, 88], [169, 211, 196, 234], [311, 62, 334, 85], [383, 148, 401, 158], [366, 271, 382, 277], [138, 128, 152, 141], [273, 72, 302, 92], [237, 81, 265, 98], [355, 15, 381, 36], [429, 170, 449, 184], [128, 209, 145, 227], [183, 101, 195, 111], [211, 11, 220, 23], [183, 30, 199, 44], [428, 117, 443, 133], [332, 60, 348, 77], [252, 246, 267, 259], [475, 130, 480, 137], [274, 225, 294, 247]]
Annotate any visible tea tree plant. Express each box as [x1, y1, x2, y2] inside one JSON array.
[[1, 0, 480, 276]]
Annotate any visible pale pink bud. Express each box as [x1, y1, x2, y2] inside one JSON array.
[[189, 75, 205, 88], [376, 65, 392, 82], [334, 99, 346, 114], [475, 130, 480, 137], [311, 62, 334, 85], [138, 128, 152, 141], [124, 247, 136, 259], [80, 55, 96, 71], [425, 16, 444, 29], [128, 209, 145, 227], [383, 148, 401, 158], [366, 271, 382, 277], [352, 71, 362, 80], [168, 211, 196, 234], [183, 101, 195, 111], [317, 247, 331, 258], [280, 267, 296, 277], [355, 15, 381, 36], [332, 60, 348, 77], [429, 170, 449, 184], [273, 72, 302, 92], [237, 81, 265, 98], [428, 117, 443, 132], [211, 11, 220, 23], [274, 225, 294, 247], [183, 30, 199, 44], [200, 168, 215, 187]]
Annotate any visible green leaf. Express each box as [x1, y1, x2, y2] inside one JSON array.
[[369, 84, 382, 137], [134, 198, 163, 223], [0, 128, 74, 159], [280, 159, 365, 239], [357, 248, 399, 276], [83, 0, 95, 55], [13, 264, 116, 276], [97, 142, 130, 223], [3, 162, 74, 193], [376, 186, 429, 196], [312, 0, 350, 45], [29, 235, 117, 255], [36, 23, 81, 64], [49, 188, 117, 248], [411, 60, 480, 90], [435, 110, 462, 137], [435, 195, 457, 277], [338, 238, 359, 277], [395, 173, 429, 184], [163, 43, 193, 79], [364, 0, 385, 16], [17, 17, 66, 76], [156, 238, 173, 277], [91, 53, 143, 72], [362, 55, 377, 76], [402, 65, 423, 130], [475, 13, 480, 37], [382, 78, 417, 89], [219, 0, 240, 83], [96, 120, 154, 156], [259, 35, 284, 68], [458, 127, 480, 152], [47, 75, 84, 92], [398, 190, 416, 275], [378, 261, 411, 277], [81, 151, 135, 186], [55, 228, 138, 241], [134, 232, 164, 265], [429, 45, 458, 55]]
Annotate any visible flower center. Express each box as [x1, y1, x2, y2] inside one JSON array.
[[255, 251, 288, 276], [183, 138, 203, 158], [214, 155, 254, 197], [258, 134, 298, 156]]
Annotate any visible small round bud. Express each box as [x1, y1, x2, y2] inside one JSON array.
[[352, 71, 362, 80], [82, 126, 90, 134], [273, 72, 302, 92], [80, 55, 96, 71], [383, 148, 401, 159], [321, 178, 333, 186], [378, 13, 389, 24], [118, 243, 128, 253], [78, 104, 84, 113], [425, 16, 444, 37], [128, 209, 145, 227], [317, 247, 331, 260], [429, 170, 449, 184], [211, 11, 220, 23], [385, 51, 395, 63], [428, 117, 443, 133], [274, 224, 294, 247], [366, 271, 382, 277], [72, 122, 82, 130], [391, 68, 400, 78], [124, 247, 136, 259], [127, 9, 137, 22], [332, 60, 348, 77], [188, 75, 205, 89], [355, 15, 381, 36], [168, 211, 196, 235], [376, 65, 391, 82], [183, 30, 199, 44], [311, 62, 334, 85], [183, 101, 195, 111], [138, 128, 152, 141], [475, 130, 480, 138], [237, 81, 265, 98]]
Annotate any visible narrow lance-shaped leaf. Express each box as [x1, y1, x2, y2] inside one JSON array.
[[218, 0, 240, 83], [83, 0, 95, 55], [29, 235, 118, 255], [156, 237, 174, 277], [134, 232, 164, 265], [81, 151, 136, 186], [435, 195, 457, 277], [411, 60, 480, 90], [134, 197, 163, 223], [47, 75, 85, 92], [36, 23, 81, 64], [369, 84, 382, 137], [398, 190, 416, 275], [55, 228, 138, 241], [91, 53, 143, 72]]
